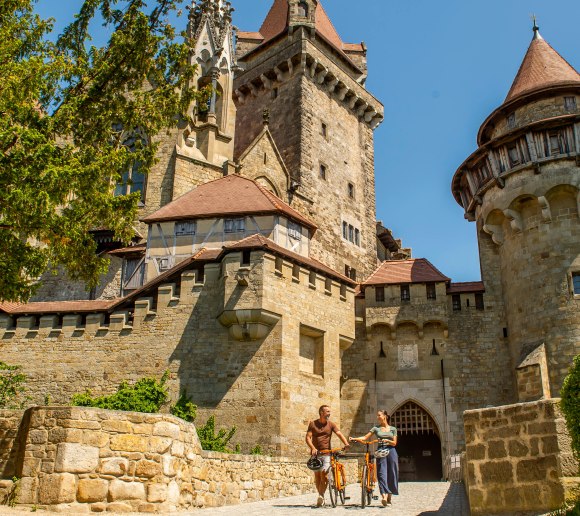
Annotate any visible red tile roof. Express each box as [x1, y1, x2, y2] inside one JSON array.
[[141, 175, 317, 231], [0, 300, 117, 315], [225, 234, 356, 285], [108, 243, 146, 257], [1, 236, 355, 316], [505, 32, 580, 102], [447, 282, 485, 294], [363, 259, 450, 286], [236, 31, 264, 40], [250, 0, 363, 59]]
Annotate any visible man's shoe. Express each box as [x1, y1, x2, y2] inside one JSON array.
[[316, 495, 324, 507], [382, 499, 388, 507]]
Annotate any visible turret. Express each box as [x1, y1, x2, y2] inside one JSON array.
[[175, 0, 237, 168], [233, 0, 383, 278], [452, 23, 580, 395]]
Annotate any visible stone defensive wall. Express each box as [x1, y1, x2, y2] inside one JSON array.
[[0, 407, 358, 512], [463, 399, 579, 515], [0, 248, 355, 455]]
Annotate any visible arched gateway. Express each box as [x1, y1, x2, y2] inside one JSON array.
[[391, 401, 443, 481]]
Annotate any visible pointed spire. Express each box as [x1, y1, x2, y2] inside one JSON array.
[[531, 15, 542, 40], [505, 27, 580, 102]]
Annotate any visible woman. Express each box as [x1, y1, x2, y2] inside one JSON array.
[[350, 410, 399, 507]]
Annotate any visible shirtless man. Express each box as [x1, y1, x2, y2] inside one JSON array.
[[305, 405, 349, 507]]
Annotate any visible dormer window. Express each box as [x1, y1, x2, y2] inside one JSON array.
[[298, 1, 308, 17]]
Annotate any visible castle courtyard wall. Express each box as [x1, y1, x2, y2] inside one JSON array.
[[0, 251, 354, 456], [0, 407, 358, 512], [464, 399, 579, 515]]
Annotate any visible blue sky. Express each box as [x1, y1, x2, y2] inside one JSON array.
[[34, 0, 580, 282]]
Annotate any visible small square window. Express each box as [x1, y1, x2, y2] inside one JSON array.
[[507, 113, 516, 129], [320, 164, 327, 180], [321, 122, 328, 138], [354, 228, 360, 246], [564, 96, 577, 112], [426, 283, 436, 300], [288, 221, 302, 241], [348, 225, 354, 243], [507, 145, 520, 167], [348, 182, 355, 198], [241, 250, 251, 266], [175, 220, 196, 236], [272, 87, 279, 99], [400, 285, 410, 302], [349, 268, 357, 281], [342, 221, 348, 239], [375, 286, 385, 302], [224, 218, 245, 233], [452, 294, 461, 311], [475, 293, 485, 310], [572, 272, 580, 295]]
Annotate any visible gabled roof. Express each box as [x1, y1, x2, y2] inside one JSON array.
[[239, 0, 364, 56], [363, 259, 450, 286], [141, 174, 316, 231], [505, 30, 580, 103]]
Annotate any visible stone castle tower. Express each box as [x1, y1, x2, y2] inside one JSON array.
[[452, 24, 580, 398], [234, 0, 384, 278]]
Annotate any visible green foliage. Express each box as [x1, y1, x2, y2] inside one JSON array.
[[550, 498, 580, 516], [561, 355, 580, 463], [0, 0, 203, 301], [250, 445, 263, 455], [196, 415, 236, 453], [170, 389, 197, 423], [71, 371, 169, 413], [0, 363, 26, 409]]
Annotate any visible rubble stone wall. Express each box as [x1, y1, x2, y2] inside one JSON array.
[[0, 407, 358, 512], [464, 399, 579, 515]]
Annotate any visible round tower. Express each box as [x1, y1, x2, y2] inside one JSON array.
[[452, 24, 580, 396]]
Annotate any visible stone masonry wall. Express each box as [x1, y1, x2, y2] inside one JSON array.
[[0, 407, 357, 512], [0, 251, 354, 456], [464, 399, 579, 515]]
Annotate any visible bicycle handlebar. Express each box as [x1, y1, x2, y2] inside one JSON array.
[[349, 439, 379, 445], [318, 448, 346, 454]]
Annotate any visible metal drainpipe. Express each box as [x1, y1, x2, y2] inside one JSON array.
[[441, 359, 451, 480]]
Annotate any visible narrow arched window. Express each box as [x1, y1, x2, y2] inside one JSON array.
[[298, 1, 308, 17]]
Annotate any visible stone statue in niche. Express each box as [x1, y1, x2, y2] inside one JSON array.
[[398, 344, 418, 370]]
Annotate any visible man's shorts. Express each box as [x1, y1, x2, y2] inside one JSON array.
[[319, 453, 331, 472]]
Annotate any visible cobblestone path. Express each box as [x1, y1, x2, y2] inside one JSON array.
[[2, 482, 470, 515], [194, 482, 470, 515]]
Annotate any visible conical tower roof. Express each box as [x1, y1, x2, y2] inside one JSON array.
[[505, 28, 580, 102]]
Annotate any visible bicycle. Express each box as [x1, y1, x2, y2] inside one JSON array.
[[318, 448, 348, 507], [350, 439, 378, 508]]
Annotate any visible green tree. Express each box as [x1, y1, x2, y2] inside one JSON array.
[[0, 0, 201, 302], [561, 355, 580, 464], [0, 362, 26, 408]]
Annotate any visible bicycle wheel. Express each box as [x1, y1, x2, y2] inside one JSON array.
[[366, 465, 374, 506], [338, 465, 346, 505], [327, 469, 337, 508], [361, 465, 368, 508]]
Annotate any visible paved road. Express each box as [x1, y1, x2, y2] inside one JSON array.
[[194, 482, 470, 515], [2, 482, 470, 515]]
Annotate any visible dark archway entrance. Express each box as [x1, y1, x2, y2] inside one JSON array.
[[391, 401, 443, 481]]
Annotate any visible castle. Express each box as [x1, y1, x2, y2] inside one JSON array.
[[1, 0, 579, 481]]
